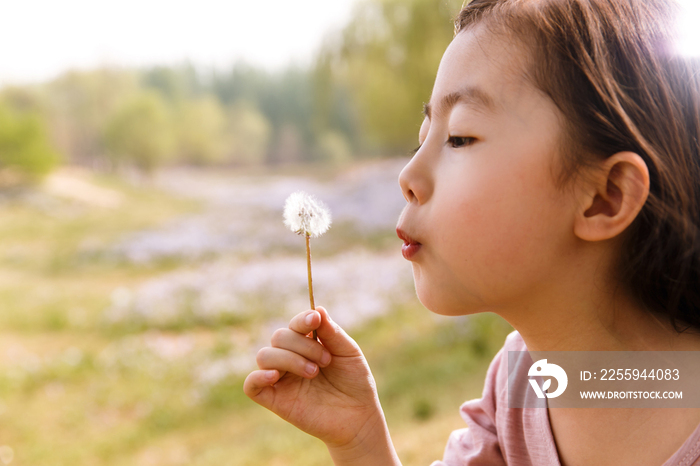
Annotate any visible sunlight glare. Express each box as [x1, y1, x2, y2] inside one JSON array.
[[676, 0, 700, 56]]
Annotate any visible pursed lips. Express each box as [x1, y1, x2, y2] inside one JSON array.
[[396, 227, 422, 260]]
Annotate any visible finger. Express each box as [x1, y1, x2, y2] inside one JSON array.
[[314, 306, 363, 357], [287, 307, 361, 357], [288, 309, 322, 336], [256, 346, 320, 379], [243, 369, 280, 406], [271, 328, 332, 367]]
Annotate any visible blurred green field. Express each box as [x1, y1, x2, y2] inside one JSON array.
[[0, 166, 512, 466]]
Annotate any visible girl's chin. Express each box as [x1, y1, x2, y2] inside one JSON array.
[[415, 291, 466, 316], [413, 281, 486, 317]]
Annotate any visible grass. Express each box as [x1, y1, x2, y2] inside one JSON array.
[[0, 167, 514, 466], [0, 175, 200, 333]]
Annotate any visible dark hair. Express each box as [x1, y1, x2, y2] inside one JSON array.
[[456, 0, 700, 333]]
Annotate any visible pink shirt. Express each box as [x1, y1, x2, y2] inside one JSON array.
[[431, 330, 700, 466]]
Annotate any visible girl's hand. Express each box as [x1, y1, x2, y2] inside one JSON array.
[[243, 307, 400, 465]]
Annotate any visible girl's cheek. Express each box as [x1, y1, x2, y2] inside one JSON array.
[[454, 168, 537, 258]]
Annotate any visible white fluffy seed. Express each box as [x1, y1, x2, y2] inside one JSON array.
[[283, 191, 332, 237]]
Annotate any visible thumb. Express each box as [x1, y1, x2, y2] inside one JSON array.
[[314, 306, 362, 358]]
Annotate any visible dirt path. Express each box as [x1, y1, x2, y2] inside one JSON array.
[[113, 159, 409, 263]]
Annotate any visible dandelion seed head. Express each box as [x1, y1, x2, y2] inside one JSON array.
[[283, 191, 332, 237]]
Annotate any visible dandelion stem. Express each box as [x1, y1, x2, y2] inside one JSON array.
[[306, 233, 318, 341]]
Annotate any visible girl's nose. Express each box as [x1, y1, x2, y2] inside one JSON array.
[[398, 148, 433, 204]]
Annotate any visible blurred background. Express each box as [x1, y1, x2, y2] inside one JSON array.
[[0, 0, 634, 464]]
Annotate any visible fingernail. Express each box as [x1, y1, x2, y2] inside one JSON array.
[[305, 312, 315, 326], [305, 362, 317, 376], [320, 350, 331, 366], [265, 370, 277, 382]]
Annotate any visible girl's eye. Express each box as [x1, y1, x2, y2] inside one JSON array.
[[448, 136, 476, 148]]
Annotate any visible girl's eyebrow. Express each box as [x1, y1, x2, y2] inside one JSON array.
[[423, 86, 496, 120]]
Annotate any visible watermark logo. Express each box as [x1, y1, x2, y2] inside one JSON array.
[[509, 351, 699, 408], [528, 359, 568, 398]]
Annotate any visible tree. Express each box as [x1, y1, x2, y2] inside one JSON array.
[[316, 0, 463, 155], [174, 95, 227, 165], [211, 65, 315, 163], [44, 68, 139, 167], [141, 62, 206, 104], [0, 102, 61, 183], [313, 130, 352, 165], [225, 100, 271, 166], [103, 91, 174, 175]]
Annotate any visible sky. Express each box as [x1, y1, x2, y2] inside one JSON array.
[[1, 0, 699, 88], [0, 0, 359, 87]]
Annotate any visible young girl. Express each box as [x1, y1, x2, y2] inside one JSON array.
[[244, 0, 700, 464]]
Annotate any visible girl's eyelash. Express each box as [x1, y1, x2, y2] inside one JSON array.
[[410, 137, 475, 155], [448, 136, 476, 148]]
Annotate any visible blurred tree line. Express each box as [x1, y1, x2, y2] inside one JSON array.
[[0, 0, 463, 180]]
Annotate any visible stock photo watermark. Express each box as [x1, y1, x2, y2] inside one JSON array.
[[508, 351, 700, 408]]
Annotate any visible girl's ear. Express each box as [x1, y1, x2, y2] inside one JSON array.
[[573, 152, 650, 242]]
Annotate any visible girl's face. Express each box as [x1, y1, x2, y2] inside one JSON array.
[[397, 27, 580, 317]]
